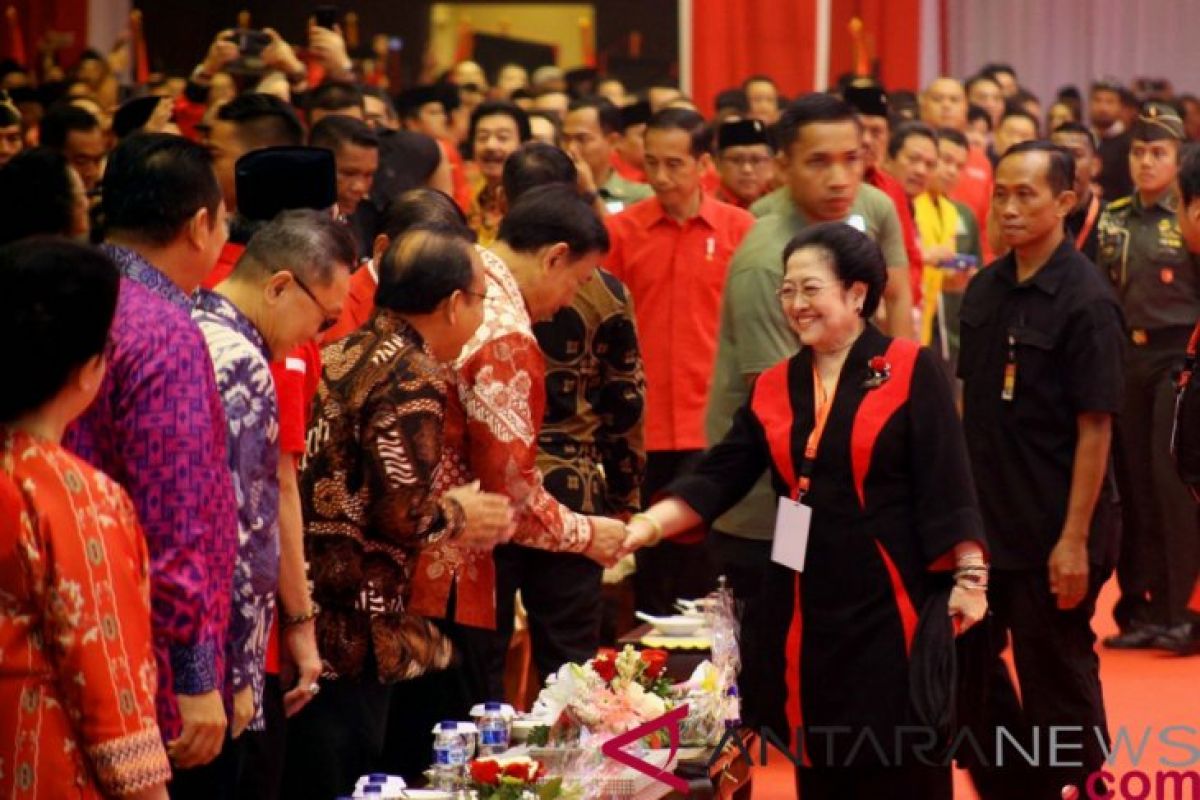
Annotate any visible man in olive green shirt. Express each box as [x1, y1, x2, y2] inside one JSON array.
[[703, 93, 910, 740], [562, 96, 653, 214]]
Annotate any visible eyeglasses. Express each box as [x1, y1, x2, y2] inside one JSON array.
[[292, 274, 339, 333], [776, 283, 834, 304], [723, 154, 774, 170]]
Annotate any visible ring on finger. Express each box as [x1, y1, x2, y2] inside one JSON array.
[[306, 682, 321, 696]]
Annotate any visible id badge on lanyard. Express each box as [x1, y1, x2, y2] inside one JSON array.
[[771, 364, 834, 573]]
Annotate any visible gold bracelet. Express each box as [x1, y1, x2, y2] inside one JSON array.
[[631, 513, 664, 546], [281, 605, 319, 628]]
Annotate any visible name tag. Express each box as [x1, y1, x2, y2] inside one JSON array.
[[846, 214, 866, 232], [605, 200, 627, 215], [771, 497, 812, 572]]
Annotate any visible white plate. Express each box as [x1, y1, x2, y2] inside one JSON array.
[[401, 790, 453, 799]]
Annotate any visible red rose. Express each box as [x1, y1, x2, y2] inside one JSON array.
[[641, 649, 669, 679], [534, 761, 548, 779], [868, 356, 890, 373], [470, 758, 502, 786], [592, 650, 617, 682], [503, 761, 533, 781]]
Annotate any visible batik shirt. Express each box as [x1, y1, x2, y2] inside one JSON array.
[[409, 247, 595, 629], [64, 245, 238, 741], [1, 430, 172, 799], [193, 290, 280, 731]]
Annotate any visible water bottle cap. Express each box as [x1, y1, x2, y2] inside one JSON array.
[[484, 701, 502, 710], [439, 720, 457, 731], [363, 786, 383, 794], [369, 774, 388, 781]]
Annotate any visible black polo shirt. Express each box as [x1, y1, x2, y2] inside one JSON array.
[[958, 239, 1125, 570]]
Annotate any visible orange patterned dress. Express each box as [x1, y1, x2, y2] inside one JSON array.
[[0, 428, 170, 799]]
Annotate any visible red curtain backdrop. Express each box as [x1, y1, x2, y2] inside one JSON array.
[[2, 0, 89, 69], [828, 0, 921, 91], [691, 0, 923, 111], [691, 0, 817, 114]]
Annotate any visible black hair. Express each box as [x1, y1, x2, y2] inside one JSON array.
[[502, 142, 578, 205], [715, 89, 749, 115], [887, 121, 937, 159], [216, 93, 304, 148], [234, 208, 356, 285], [468, 100, 532, 148], [567, 96, 621, 135], [0, 237, 119, 422], [309, 114, 380, 151], [776, 93, 859, 153], [377, 188, 472, 242], [1179, 143, 1200, 206], [965, 73, 1002, 95], [781, 222, 887, 318], [307, 80, 365, 117], [0, 148, 77, 244], [997, 141, 1076, 195], [498, 183, 609, 257], [936, 127, 969, 150], [101, 133, 222, 246], [742, 74, 777, 91], [375, 227, 476, 314], [999, 106, 1039, 131], [1050, 121, 1098, 153], [645, 107, 711, 157], [967, 104, 993, 131], [38, 103, 99, 149], [980, 63, 1016, 82], [361, 86, 397, 120]]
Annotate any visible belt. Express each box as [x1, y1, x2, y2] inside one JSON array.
[[1128, 325, 1194, 348]]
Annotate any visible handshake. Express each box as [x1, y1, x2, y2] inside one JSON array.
[[584, 513, 664, 568]]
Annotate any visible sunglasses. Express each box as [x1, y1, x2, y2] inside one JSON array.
[[292, 274, 339, 333]]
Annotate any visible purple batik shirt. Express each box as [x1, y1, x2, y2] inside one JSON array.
[[64, 245, 238, 742]]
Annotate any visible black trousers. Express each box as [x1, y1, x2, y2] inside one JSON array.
[[1113, 334, 1200, 629], [280, 652, 394, 800], [492, 543, 603, 683], [634, 450, 719, 616], [969, 567, 1111, 800], [167, 733, 242, 800], [236, 675, 286, 800], [707, 529, 791, 740]]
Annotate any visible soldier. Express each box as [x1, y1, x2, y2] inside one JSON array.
[[1097, 103, 1200, 653]]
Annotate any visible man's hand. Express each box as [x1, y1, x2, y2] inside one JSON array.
[[618, 515, 659, 558], [199, 30, 238, 77], [567, 146, 599, 196], [948, 585, 988, 635], [445, 482, 515, 549], [281, 619, 323, 717], [261, 28, 304, 76], [231, 685, 254, 739], [308, 23, 352, 75], [1049, 532, 1089, 610], [585, 516, 626, 567], [168, 689, 227, 768]]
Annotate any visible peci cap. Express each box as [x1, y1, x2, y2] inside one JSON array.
[[235, 146, 337, 221], [843, 80, 888, 119], [717, 118, 770, 150]]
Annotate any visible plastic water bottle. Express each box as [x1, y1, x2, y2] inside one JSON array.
[[432, 721, 467, 790], [477, 701, 510, 755], [723, 684, 743, 730]]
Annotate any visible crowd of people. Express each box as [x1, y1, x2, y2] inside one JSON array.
[[1, 15, 1200, 800]]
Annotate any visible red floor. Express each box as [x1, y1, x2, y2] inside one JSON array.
[[751, 579, 1200, 799]]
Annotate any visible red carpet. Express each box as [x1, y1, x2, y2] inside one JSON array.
[[751, 578, 1200, 799]]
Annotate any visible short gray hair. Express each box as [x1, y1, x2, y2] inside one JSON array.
[[233, 209, 357, 286]]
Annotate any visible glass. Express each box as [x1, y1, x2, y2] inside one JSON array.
[[723, 154, 774, 170], [292, 273, 339, 333], [776, 283, 834, 304]]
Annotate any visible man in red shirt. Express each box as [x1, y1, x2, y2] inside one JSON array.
[[604, 108, 756, 614], [843, 81, 926, 305]]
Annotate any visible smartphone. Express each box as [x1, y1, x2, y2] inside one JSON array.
[[314, 5, 338, 29], [227, 29, 271, 58]]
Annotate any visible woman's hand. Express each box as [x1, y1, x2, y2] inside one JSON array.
[[948, 585, 987, 635]]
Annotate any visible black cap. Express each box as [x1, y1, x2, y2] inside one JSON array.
[[394, 84, 446, 116], [235, 146, 337, 222], [1132, 101, 1185, 142], [843, 80, 888, 119], [717, 118, 770, 150], [619, 99, 651, 131], [113, 96, 164, 139]]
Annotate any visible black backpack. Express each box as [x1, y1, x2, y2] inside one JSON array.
[[1172, 321, 1200, 502]]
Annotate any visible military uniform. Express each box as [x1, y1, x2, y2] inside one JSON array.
[[1097, 189, 1200, 638]]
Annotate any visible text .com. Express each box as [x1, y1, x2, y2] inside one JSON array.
[[1086, 770, 1200, 799]]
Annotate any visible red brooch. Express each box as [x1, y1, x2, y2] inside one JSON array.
[[863, 355, 892, 389]]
